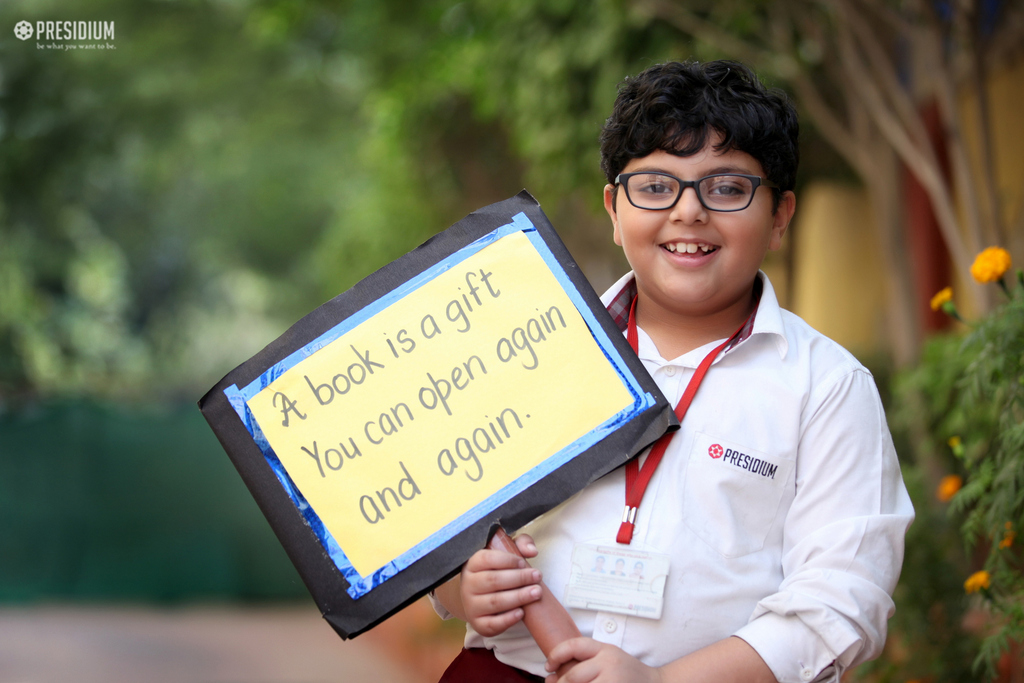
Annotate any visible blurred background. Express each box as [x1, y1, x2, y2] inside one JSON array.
[[1, 0, 1023, 681]]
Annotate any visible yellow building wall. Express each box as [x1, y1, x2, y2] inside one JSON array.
[[963, 59, 1024, 241], [790, 182, 888, 356]]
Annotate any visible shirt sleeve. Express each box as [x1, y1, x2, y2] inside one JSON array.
[[426, 590, 455, 620], [733, 366, 914, 683]]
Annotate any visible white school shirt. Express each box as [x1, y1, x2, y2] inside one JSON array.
[[438, 271, 914, 683]]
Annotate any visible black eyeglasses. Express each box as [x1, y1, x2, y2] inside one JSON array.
[[615, 172, 779, 212]]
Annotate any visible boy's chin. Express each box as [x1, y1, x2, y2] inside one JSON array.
[[653, 284, 757, 318]]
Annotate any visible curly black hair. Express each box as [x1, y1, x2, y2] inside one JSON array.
[[600, 60, 799, 209]]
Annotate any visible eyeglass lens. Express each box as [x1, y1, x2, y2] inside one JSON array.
[[625, 173, 756, 211]]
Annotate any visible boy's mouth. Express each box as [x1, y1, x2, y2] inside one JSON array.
[[662, 241, 718, 255]]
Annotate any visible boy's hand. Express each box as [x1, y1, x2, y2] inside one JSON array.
[[460, 533, 542, 636], [544, 638, 663, 683]]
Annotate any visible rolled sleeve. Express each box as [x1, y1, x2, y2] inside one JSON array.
[[735, 612, 839, 682], [736, 368, 914, 682]]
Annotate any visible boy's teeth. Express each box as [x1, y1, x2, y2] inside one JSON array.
[[666, 242, 713, 254]]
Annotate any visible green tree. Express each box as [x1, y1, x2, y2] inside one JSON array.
[[0, 0, 424, 399]]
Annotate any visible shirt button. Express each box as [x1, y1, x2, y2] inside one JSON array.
[[603, 619, 617, 633], [800, 667, 814, 681], [664, 366, 677, 376]]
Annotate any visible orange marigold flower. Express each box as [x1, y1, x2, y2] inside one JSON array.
[[937, 474, 962, 502], [930, 287, 953, 311], [964, 570, 991, 593], [1000, 522, 1016, 549], [970, 247, 1012, 283]]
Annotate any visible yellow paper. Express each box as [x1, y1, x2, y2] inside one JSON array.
[[246, 231, 633, 576]]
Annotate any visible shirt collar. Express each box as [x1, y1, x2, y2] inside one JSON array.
[[600, 270, 789, 360]]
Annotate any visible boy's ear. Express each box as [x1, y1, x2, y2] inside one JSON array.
[[604, 184, 622, 246], [769, 190, 796, 251]]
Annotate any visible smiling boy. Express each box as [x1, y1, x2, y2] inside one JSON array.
[[433, 60, 913, 683]]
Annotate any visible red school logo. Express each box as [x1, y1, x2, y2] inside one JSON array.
[[708, 444, 724, 459]]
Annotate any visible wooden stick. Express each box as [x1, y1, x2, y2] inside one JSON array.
[[488, 527, 580, 673]]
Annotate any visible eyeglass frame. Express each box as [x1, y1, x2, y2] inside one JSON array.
[[614, 172, 780, 212]]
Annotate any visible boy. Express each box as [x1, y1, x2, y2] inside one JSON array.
[[432, 60, 913, 683]]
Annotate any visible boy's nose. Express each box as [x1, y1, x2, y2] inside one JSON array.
[[669, 186, 708, 223]]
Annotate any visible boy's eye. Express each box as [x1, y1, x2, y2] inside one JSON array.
[[701, 176, 752, 198], [633, 175, 679, 195]]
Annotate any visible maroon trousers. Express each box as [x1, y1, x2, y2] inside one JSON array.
[[439, 648, 546, 683]]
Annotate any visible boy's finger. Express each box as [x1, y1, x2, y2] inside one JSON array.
[[464, 549, 529, 572], [466, 567, 541, 595], [544, 659, 589, 683], [471, 607, 525, 637], [468, 583, 542, 617], [545, 637, 601, 670], [514, 533, 538, 557]]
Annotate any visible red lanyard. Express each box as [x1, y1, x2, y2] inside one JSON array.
[[616, 297, 750, 544]]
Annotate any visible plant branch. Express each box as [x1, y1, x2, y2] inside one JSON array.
[[635, 0, 772, 65], [772, 3, 873, 174], [842, 0, 933, 154], [832, 7, 976, 283], [855, 0, 918, 35]]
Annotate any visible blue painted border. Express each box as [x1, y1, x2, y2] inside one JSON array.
[[225, 213, 654, 598]]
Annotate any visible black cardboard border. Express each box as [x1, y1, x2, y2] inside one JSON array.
[[198, 191, 675, 639]]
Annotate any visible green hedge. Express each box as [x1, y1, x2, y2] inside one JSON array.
[[0, 401, 306, 602]]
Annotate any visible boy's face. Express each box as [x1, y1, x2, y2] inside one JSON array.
[[603, 142, 795, 326]]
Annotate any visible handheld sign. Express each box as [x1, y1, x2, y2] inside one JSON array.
[[199, 191, 674, 639]]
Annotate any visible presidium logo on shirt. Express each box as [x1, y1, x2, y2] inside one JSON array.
[[708, 442, 778, 479]]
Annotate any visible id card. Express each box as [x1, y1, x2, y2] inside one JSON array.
[[563, 543, 670, 619]]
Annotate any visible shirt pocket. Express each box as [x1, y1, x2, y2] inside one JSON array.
[[682, 431, 792, 558]]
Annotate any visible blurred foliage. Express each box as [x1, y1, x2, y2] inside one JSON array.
[[891, 272, 1024, 680]]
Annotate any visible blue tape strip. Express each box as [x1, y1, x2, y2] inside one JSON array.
[[225, 212, 654, 599]]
